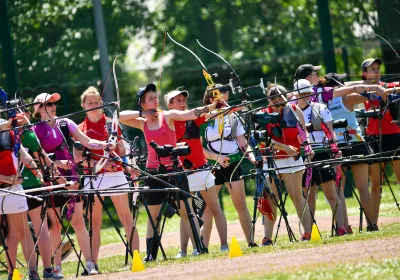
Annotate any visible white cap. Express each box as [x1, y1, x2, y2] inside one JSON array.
[[164, 90, 189, 105], [33, 93, 61, 112], [293, 79, 313, 95]]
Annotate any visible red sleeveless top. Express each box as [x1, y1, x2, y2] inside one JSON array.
[[144, 112, 181, 169]]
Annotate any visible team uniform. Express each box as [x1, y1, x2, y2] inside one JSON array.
[[364, 81, 400, 160], [300, 102, 336, 186], [20, 130, 45, 210], [33, 118, 81, 207], [174, 116, 215, 191], [200, 114, 244, 185], [143, 112, 190, 205], [0, 131, 28, 214], [79, 114, 129, 196], [262, 105, 305, 174], [314, 88, 372, 165]]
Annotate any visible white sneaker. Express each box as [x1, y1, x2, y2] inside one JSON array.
[[192, 249, 200, 256], [53, 266, 64, 278], [220, 245, 229, 252], [175, 250, 187, 259], [86, 261, 98, 275]]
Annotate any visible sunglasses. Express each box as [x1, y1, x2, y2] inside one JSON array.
[[40, 102, 58, 108]]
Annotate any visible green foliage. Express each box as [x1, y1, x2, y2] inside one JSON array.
[[3, 0, 148, 88]]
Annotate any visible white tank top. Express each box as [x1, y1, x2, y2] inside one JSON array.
[[327, 97, 364, 143]]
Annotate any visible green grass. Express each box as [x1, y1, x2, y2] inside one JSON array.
[[1, 182, 398, 278], [2, 220, 399, 278], [15, 222, 396, 278], [233, 258, 400, 280]]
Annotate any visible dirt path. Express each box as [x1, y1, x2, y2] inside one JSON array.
[[79, 235, 400, 280], [66, 215, 399, 261]]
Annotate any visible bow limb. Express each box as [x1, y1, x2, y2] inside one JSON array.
[[112, 53, 121, 113], [95, 54, 121, 174], [357, 21, 400, 61]]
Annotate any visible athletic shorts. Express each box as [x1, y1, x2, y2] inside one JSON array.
[[302, 151, 335, 186], [47, 194, 81, 208], [366, 134, 400, 162], [338, 141, 373, 166], [187, 169, 215, 192], [25, 187, 45, 211], [0, 185, 28, 214], [213, 162, 242, 185], [263, 156, 305, 175], [144, 167, 190, 206], [83, 171, 130, 196]]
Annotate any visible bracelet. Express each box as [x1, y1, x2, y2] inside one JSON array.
[[139, 111, 142, 118]]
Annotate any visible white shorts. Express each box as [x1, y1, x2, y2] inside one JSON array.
[[263, 157, 305, 175], [0, 185, 29, 214], [187, 170, 215, 192], [83, 171, 130, 196]]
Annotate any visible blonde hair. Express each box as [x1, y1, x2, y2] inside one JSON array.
[[81, 86, 101, 104]]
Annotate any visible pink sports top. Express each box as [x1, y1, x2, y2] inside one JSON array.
[[144, 112, 181, 169]]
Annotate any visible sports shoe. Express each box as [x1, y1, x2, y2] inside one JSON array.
[[175, 250, 187, 259], [347, 225, 353, 234], [29, 269, 40, 280], [300, 233, 311, 241], [337, 227, 348, 236], [248, 242, 259, 248], [192, 249, 200, 256], [367, 224, 379, 232], [61, 239, 74, 261], [220, 245, 229, 252], [262, 237, 273, 246], [43, 268, 63, 279], [53, 266, 64, 279], [94, 263, 100, 274], [86, 261, 98, 275]]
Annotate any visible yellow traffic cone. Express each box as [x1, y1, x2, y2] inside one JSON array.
[[229, 236, 243, 258], [12, 269, 22, 280], [131, 250, 145, 272], [310, 224, 322, 242]]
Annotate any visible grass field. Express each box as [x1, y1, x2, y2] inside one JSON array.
[[0, 182, 398, 279]]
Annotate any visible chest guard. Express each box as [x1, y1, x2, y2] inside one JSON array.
[[310, 102, 323, 131], [280, 105, 298, 128], [0, 131, 13, 152], [181, 120, 200, 140]]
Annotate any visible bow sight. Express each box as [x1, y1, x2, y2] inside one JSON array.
[[251, 112, 280, 125], [150, 141, 191, 158]]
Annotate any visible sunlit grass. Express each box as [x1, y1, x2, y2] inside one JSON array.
[[232, 258, 400, 280]]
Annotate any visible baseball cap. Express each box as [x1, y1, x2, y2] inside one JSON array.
[[294, 64, 322, 80], [361, 58, 382, 71], [33, 93, 61, 112], [164, 90, 189, 105], [293, 79, 313, 95], [136, 83, 156, 106]]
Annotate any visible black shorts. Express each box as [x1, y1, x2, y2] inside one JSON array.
[[144, 167, 190, 206], [366, 134, 400, 162], [302, 151, 336, 186], [213, 162, 243, 185], [26, 188, 45, 211], [47, 194, 81, 208], [338, 141, 374, 166]]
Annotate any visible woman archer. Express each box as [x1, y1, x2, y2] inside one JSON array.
[[32, 92, 110, 277], [164, 89, 228, 256], [119, 83, 219, 261]]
